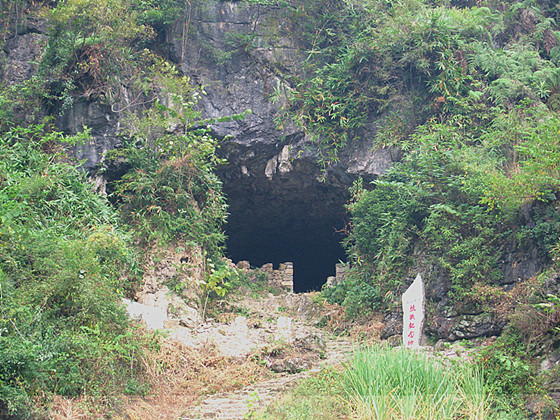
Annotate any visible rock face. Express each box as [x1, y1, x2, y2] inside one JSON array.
[[163, 0, 396, 291], [166, 1, 394, 183], [1, 33, 45, 84], [166, 0, 394, 186], [0, 1, 47, 86], [2, 0, 393, 290]]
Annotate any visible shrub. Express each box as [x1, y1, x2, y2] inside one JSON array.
[[0, 124, 147, 416], [322, 271, 383, 318], [115, 62, 231, 255]]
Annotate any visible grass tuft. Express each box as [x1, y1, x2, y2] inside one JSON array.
[[343, 345, 488, 420]]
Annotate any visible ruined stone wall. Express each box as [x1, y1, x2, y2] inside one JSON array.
[[237, 260, 293, 293], [325, 263, 348, 288], [237, 260, 352, 293], [262, 262, 294, 292]]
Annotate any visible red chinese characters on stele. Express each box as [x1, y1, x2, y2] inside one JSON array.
[[407, 304, 416, 346], [402, 275, 424, 348]]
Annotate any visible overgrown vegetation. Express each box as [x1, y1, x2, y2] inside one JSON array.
[[264, 341, 560, 419], [0, 124, 151, 417], [264, 345, 490, 419], [344, 345, 487, 419], [114, 59, 229, 254], [0, 0, 230, 417], [282, 0, 560, 412], [305, 0, 560, 311], [262, 366, 349, 419], [2, 0, 560, 416]]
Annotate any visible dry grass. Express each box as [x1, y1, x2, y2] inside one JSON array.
[[50, 335, 271, 420], [321, 302, 384, 343], [122, 335, 271, 420], [50, 395, 106, 420]]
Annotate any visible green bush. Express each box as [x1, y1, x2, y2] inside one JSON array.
[[115, 62, 231, 255], [133, 0, 183, 29], [342, 122, 512, 308], [0, 124, 147, 417], [36, 0, 183, 113], [276, 0, 560, 167], [323, 271, 382, 318], [474, 328, 551, 418]]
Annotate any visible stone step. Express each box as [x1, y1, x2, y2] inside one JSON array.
[[182, 338, 355, 419]]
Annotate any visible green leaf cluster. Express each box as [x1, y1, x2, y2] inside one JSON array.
[[0, 2, 235, 413], [35, 0, 183, 113], [113, 60, 230, 255], [314, 0, 560, 317], [0, 124, 149, 417], [277, 0, 560, 167]]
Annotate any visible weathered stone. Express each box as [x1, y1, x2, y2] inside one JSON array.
[[140, 286, 202, 328], [275, 316, 293, 343], [277, 145, 292, 174], [446, 313, 504, 341], [381, 312, 402, 340], [237, 260, 251, 270], [164, 319, 181, 329], [264, 155, 278, 179], [58, 100, 122, 173], [139, 246, 204, 307], [265, 355, 315, 374], [540, 353, 560, 372], [293, 334, 327, 354], [335, 263, 348, 278], [123, 298, 167, 330], [1, 33, 46, 85]]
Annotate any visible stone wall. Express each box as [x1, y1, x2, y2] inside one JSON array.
[[325, 263, 348, 288], [263, 262, 294, 293], [237, 261, 294, 293], [237, 260, 352, 293]]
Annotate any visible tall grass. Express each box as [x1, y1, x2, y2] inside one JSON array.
[[343, 345, 488, 420], [262, 366, 350, 419]]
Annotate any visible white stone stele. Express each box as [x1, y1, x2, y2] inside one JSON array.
[[402, 274, 425, 349]]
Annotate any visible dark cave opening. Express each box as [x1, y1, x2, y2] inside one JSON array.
[[226, 216, 347, 292], [222, 168, 349, 293]]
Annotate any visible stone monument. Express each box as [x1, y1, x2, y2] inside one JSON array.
[[402, 274, 424, 348]]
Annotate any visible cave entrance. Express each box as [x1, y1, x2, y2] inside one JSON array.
[[221, 163, 349, 293], [226, 211, 347, 292]]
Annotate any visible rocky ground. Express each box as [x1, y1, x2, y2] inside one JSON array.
[[172, 292, 364, 419], [119, 284, 379, 420], [182, 326, 355, 419]]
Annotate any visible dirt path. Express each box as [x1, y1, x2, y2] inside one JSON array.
[[181, 336, 355, 420]]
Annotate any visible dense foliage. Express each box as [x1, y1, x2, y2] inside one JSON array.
[[0, 124, 149, 417], [290, 0, 560, 315], [0, 0, 228, 417], [113, 60, 230, 255], [2, 0, 560, 416]]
